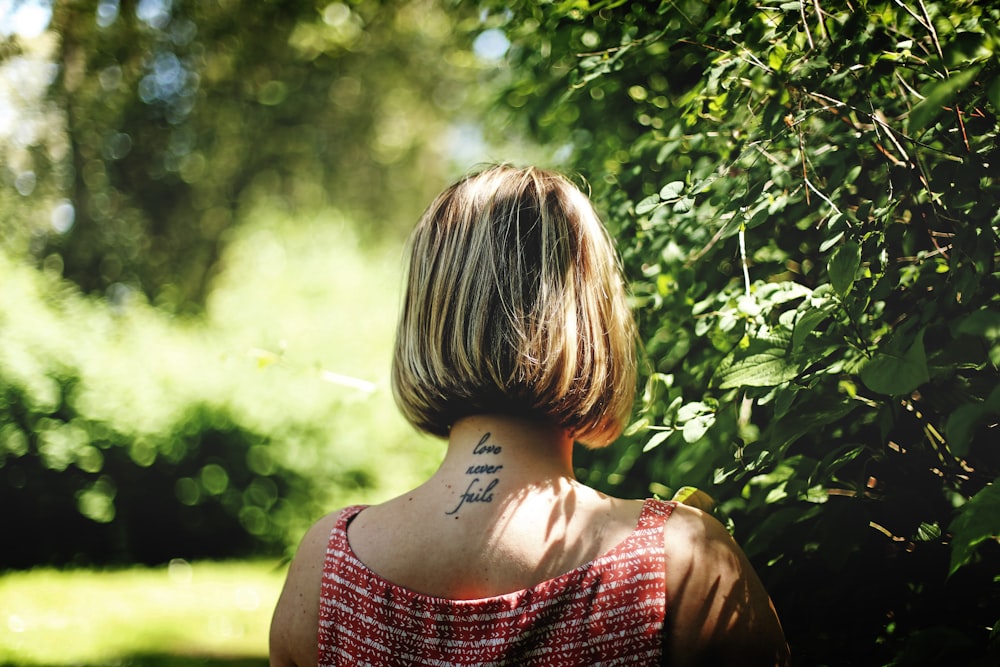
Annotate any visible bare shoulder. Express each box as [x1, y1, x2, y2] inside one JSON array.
[[661, 501, 739, 561], [269, 510, 341, 667], [662, 503, 790, 667]]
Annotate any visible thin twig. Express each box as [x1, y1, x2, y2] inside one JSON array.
[[871, 110, 915, 166], [804, 176, 849, 225], [795, 118, 810, 204], [917, 0, 948, 74], [739, 224, 752, 298], [873, 142, 907, 166], [686, 215, 735, 266], [812, 0, 830, 41], [805, 90, 848, 109], [799, 1, 815, 50], [891, 0, 928, 29], [751, 142, 786, 167], [896, 246, 952, 263], [574, 26, 666, 57], [894, 70, 926, 100], [954, 105, 971, 152]]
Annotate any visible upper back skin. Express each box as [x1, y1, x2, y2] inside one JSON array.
[[269, 495, 789, 667]]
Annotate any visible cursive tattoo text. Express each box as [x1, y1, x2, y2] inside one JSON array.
[[446, 433, 503, 515]]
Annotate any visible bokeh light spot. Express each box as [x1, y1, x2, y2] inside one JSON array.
[[175, 476, 201, 506], [0, 0, 52, 38], [200, 463, 229, 495], [473, 29, 509, 62]]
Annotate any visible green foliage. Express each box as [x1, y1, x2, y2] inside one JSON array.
[[0, 0, 474, 570], [2, 0, 483, 310], [484, 0, 1000, 663], [0, 211, 437, 568]]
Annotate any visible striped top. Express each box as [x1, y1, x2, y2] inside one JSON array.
[[317, 498, 675, 666]]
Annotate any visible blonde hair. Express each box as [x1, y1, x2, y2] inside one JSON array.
[[391, 165, 636, 447]]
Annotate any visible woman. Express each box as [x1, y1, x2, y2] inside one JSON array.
[[270, 165, 789, 666]]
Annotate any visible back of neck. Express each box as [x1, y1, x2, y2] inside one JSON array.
[[435, 415, 575, 517]]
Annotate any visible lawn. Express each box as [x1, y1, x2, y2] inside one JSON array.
[[0, 560, 287, 667]]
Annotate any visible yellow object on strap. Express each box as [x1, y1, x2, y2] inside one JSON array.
[[671, 486, 715, 512]]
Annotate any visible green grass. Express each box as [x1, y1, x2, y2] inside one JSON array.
[[0, 560, 287, 667]]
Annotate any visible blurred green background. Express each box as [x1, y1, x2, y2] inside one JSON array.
[[0, 0, 530, 664]]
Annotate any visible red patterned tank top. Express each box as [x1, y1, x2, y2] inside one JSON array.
[[317, 498, 675, 666]]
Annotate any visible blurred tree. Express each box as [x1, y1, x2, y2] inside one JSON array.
[[2, 0, 484, 310], [0, 0, 490, 569]]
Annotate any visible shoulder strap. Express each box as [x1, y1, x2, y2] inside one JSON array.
[[326, 504, 367, 553]]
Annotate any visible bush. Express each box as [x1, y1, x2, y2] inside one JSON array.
[[0, 211, 437, 568], [483, 1, 1000, 663]]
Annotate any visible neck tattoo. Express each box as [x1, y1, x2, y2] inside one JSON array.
[[445, 432, 503, 516]]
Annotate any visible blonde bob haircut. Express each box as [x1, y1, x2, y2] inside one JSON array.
[[391, 165, 637, 447]]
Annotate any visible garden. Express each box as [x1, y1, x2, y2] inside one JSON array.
[[1, 1, 998, 665]]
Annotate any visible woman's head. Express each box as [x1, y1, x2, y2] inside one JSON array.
[[391, 165, 636, 447]]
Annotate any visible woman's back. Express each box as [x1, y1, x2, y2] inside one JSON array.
[[345, 475, 647, 601], [319, 499, 674, 666], [271, 416, 789, 666]]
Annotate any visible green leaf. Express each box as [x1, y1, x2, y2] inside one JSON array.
[[819, 231, 845, 253], [909, 66, 981, 133], [748, 462, 795, 489], [714, 328, 806, 389], [916, 521, 942, 542], [860, 330, 929, 395], [948, 480, 1000, 576], [828, 240, 861, 297], [942, 31, 991, 69], [768, 42, 788, 70], [659, 180, 684, 199], [945, 385, 1000, 457], [673, 196, 695, 213], [635, 194, 661, 215], [766, 399, 857, 453], [643, 429, 672, 452], [818, 444, 866, 477], [681, 415, 714, 443], [946, 403, 987, 458], [623, 417, 650, 437], [715, 352, 802, 388], [765, 482, 788, 504], [956, 308, 1000, 339], [755, 281, 812, 306], [673, 401, 716, 443], [792, 306, 833, 349], [676, 401, 711, 422], [741, 506, 818, 559], [989, 77, 1000, 114]]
